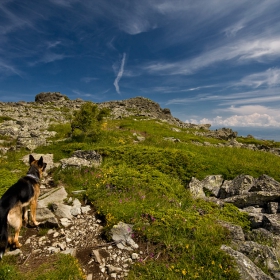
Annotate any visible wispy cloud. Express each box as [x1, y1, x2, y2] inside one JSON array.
[[80, 77, 99, 83], [113, 53, 126, 94], [143, 37, 280, 76], [0, 59, 22, 77], [239, 68, 280, 88]]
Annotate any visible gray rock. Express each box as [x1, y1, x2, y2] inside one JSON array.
[[60, 218, 72, 227], [5, 249, 22, 256], [188, 177, 206, 199], [110, 222, 139, 250], [201, 175, 224, 197], [71, 207, 81, 216], [52, 203, 73, 219], [35, 92, 68, 103], [267, 202, 279, 214], [36, 207, 56, 222], [219, 221, 245, 242], [223, 191, 280, 208], [245, 228, 280, 259], [238, 241, 280, 278], [250, 174, 280, 192], [262, 215, 280, 235], [61, 248, 77, 257], [221, 245, 273, 280], [38, 187, 68, 208], [219, 174, 255, 199]]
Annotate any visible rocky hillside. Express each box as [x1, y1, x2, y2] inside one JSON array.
[[0, 92, 279, 155], [1, 92, 280, 279]]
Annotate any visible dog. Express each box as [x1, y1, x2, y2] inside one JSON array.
[[0, 155, 47, 259]]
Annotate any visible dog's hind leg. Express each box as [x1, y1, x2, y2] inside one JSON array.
[[7, 205, 22, 248]]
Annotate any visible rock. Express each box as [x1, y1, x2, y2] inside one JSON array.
[[110, 222, 139, 250], [219, 221, 245, 242], [267, 202, 279, 214], [92, 249, 102, 264], [72, 150, 102, 166], [245, 228, 280, 259], [131, 253, 139, 260], [188, 177, 206, 199], [35, 92, 68, 103], [262, 215, 280, 235], [60, 218, 72, 227], [81, 205, 91, 214], [250, 174, 280, 192], [52, 203, 73, 219], [219, 174, 255, 199], [238, 241, 280, 278], [223, 191, 280, 208], [60, 157, 93, 169], [71, 207, 81, 216], [38, 187, 68, 208], [47, 247, 61, 254], [163, 137, 180, 142], [221, 245, 273, 280], [106, 265, 122, 273], [36, 207, 56, 222], [201, 175, 224, 197], [5, 249, 22, 256], [72, 198, 82, 208]]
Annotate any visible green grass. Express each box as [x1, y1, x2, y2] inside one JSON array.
[[0, 254, 85, 280], [0, 150, 29, 196], [0, 116, 14, 123]]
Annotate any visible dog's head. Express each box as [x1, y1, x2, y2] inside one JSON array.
[[29, 155, 47, 179]]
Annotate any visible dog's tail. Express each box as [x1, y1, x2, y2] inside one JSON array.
[[0, 205, 9, 260]]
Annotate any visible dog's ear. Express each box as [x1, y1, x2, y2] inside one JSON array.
[[29, 155, 35, 165], [38, 156, 44, 168], [43, 163, 47, 171]]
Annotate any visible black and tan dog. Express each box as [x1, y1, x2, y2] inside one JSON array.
[[0, 155, 47, 259]]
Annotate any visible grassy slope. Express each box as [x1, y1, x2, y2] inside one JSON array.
[[2, 117, 280, 279]]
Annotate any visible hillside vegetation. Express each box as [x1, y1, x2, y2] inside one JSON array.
[[1, 101, 280, 279]]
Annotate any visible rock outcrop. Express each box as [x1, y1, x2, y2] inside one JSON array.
[[188, 173, 280, 279]]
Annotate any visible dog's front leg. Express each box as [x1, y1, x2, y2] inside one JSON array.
[[30, 199, 40, 226]]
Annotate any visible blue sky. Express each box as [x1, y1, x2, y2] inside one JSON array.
[[1, 0, 280, 129]]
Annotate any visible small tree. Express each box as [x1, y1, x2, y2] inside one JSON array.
[[71, 102, 109, 141]]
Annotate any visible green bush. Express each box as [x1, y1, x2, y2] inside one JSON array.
[[70, 102, 109, 141]]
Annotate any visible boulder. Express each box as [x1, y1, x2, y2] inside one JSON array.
[[250, 174, 280, 192], [223, 191, 280, 208], [110, 222, 139, 251], [238, 241, 280, 279], [221, 245, 273, 280], [35, 92, 68, 103], [219, 174, 255, 199], [201, 175, 224, 197], [188, 177, 206, 199]]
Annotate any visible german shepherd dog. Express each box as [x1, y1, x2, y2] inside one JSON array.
[[0, 155, 47, 259]]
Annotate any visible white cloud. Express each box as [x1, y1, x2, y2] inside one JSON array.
[[80, 77, 99, 83], [239, 68, 280, 88], [0, 59, 22, 77], [188, 105, 280, 127], [143, 36, 280, 76], [194, 114, 280, 127], [113, 53, 126, 94]]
